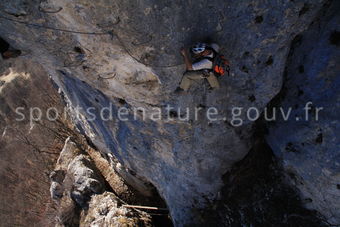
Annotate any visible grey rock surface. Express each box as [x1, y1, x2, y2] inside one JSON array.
[[51, 138, 106, 226], [0, 0, 338, 225], [68, 154, 106, 207], [51, 138, 105, 208], [266, 1, 340, 225]]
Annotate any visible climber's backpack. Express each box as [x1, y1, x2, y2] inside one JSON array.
[[212, 54, 230, 76], [203, 47, 231, 76]]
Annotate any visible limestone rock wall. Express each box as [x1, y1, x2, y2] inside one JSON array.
[[0, 0, 338, 226], [265, 1, 340, 224]]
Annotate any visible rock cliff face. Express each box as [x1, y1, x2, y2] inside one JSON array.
[[0, 58, 74, 226], [0, 0, 338, 226], [265, 1, 340, 224]]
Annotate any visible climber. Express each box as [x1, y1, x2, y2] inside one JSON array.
[[0, 37, 21, 59], [175, 42, 229, 93]]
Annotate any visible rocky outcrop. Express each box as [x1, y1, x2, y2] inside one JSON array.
[[84, 141, 160, 203], [0, 0, 338, 226], [50, 137, 169, 226], [80, 192, 153, 227], [50, 138, 106, 225]]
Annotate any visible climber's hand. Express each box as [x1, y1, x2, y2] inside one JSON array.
[[180, 47, 188, 57]]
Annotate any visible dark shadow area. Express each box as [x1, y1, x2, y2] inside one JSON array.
[[195, 122, 328, 226], [299, 3, 310, 17], [212, 136, 328, 227], [255, 15, 264, 23], [0, 36, 21, 59], [126, 183, 173, 227], [265, 55, 274, 66], [329, 30, 340, 46], [0, 37, 10, 54]]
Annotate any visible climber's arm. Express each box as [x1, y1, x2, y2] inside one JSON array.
[[180, 48, 193, 71]]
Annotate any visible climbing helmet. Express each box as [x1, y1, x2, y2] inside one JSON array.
[[191, 43, 207, 54]]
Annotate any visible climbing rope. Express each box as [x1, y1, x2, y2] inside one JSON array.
[[38, 6, 63, 14], [113, 31, 183, 68], [131, 35, 153, 46], [0, 14, 183, 68], [0, 14, 108, 35]]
